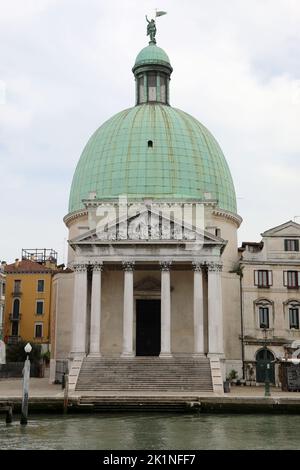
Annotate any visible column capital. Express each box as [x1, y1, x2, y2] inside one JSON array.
[[160, 261, 172, 271], [92, 262, 103, 272], [207, 262, 223, 272], [192, 262, 203, 272], [122, 261, 135, 272], [73, 263, 88, 273]]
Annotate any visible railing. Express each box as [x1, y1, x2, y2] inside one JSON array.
[[9, 314, 22, 321], [11, 290, 22, 296], [7, 336, 22, 345]]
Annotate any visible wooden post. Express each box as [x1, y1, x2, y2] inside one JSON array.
[[20, 356, 30, 425], [63, 374, 69, 414]]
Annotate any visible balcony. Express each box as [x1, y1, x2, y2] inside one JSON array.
[[9, 313, 22, 321], [7, 335, 22, 345], [11, 290, 22, 297]]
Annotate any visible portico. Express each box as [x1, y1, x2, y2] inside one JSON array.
[[70, 255, 225, 360]]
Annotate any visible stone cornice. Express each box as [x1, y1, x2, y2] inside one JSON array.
[[240, 260, 300, 266], [64, 210, 88, 227], [212, 208, 242, 227]]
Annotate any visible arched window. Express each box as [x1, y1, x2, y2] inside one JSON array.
[[12, 298, 20, 318]]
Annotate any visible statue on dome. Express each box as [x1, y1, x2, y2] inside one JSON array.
[[146, 16, 157, 44]]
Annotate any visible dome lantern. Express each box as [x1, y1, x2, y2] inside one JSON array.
[[132, 16, 173, 106]]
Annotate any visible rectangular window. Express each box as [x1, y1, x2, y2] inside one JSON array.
[[138, 76, 145, 103], [254, 270, 272, 287], [284, 239, 299, 252], [37, 280, 45, 292], [148, 73, 157, 101], [36, 301, 44, 315], [289, 308, 299, 329], [160, 74, 166, 103], [34, 323, 43, 338], [259, 307, 269, 329], [284, 271, 299, 288], [14, 280, 21, 293], [2, 282, 5, 295]]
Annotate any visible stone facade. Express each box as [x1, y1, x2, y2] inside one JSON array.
[[50, 201, 243, 384], [240, 221, 300, 385], [0, 262, 5, 340]]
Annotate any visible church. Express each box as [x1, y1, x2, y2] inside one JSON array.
[[49, 20, 288, 393]]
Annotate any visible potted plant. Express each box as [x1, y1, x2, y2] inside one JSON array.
[[228, 369, 238, 385]]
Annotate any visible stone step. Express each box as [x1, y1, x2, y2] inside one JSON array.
[[76, 356, 213, 392]]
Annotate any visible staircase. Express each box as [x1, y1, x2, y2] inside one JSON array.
[[76, 356, 213, 393]]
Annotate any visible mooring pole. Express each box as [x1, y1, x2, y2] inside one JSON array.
[[20, 350, 31, 425], [63, 374, 69, 414], [6, 405, 13, 424]]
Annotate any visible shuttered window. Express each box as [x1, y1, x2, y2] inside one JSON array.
[[283, 271, 300, 288], [254, 270, 272, 287]]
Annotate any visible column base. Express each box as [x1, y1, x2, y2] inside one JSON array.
[[121, 352, 135, 358], [88, 352, 102, 358], [207, 353, 225, 360], [69, 351, 87, 360], [159, 352, 173, 358], [193, 353, 206, 358]]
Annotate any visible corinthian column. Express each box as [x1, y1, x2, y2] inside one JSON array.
[[89, 262, 103, 356], [192, 262, 205, 356], [207, 262, 224, 357], [71, 264, 88, 358], [160, 261, 172, 358], [121, 261, 135, 358]]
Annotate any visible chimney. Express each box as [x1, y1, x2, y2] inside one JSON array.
[[15, 258, 20, 268]]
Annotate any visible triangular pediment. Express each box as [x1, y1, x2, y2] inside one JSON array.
[[69, 207, 226, 247], [261, 220, 300, 238]]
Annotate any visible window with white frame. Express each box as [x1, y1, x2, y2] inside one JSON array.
[[254, 270, 273, 288], [283, 271, 300, 289], [289, 308, 299, 329], [34, 323, 43, 338], [36, 300, 44, 315], [255, 299, 273, 329]]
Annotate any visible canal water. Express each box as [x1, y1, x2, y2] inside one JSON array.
[[1, 413, 300, 450]]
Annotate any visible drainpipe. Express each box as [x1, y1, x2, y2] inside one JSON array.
[[240, 269, 245, 380]]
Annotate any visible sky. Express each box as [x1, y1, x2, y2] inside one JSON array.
[[0, 0, 300, 264]]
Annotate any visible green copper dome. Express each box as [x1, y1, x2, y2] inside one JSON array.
[[134, 44, 171, 69], [68, 104, 237, 214]]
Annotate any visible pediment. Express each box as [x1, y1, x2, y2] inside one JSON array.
[[261, 220, 300, 238], [69, 207, 226, 246]]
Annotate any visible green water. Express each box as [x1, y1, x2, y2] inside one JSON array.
[[1, 413, 300, 450]]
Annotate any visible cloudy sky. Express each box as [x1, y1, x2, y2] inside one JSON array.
[[1, 0, 300, 264]]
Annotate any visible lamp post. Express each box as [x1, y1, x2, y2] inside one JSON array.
[[20, 342, 32, 425], [263, 328, 271, 397]]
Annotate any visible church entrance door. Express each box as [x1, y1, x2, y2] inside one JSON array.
[[136, 299, 161, 356]]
